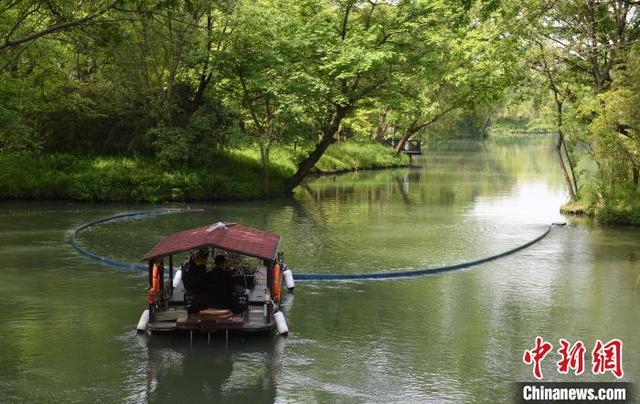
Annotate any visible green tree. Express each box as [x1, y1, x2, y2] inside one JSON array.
[[590, 46, 640, 188], [520, 0, 640, 204], [282, 0, 479, 191], [217, 0, 305, 195], [391, 3, 520, 154], [0, 0, 117, 52]]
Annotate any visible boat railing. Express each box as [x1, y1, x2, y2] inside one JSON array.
[[148, 283, 173, 321]]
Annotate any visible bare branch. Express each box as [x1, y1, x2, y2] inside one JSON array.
[[0, 0, 118, 51]]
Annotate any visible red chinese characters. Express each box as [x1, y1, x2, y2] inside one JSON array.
[[557, 339, 585, 375], [592, 339, 624, 378], [523, 336, 554, 379], [523, 338, 624, 380]]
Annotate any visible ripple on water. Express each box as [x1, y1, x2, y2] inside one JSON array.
[[4, 139, 640, 403]]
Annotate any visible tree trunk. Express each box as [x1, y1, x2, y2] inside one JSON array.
[[166, 29, 186, 103], [190, 13, 213, 113], [393, 107, 456, 155], [563, 141, 579, 195], [259, 140, 271, 196], [0, 0, 117, 51], [285, 106, 347, 192], [191, 73, 211, 112], [552, 98, 577, 201], [537, 41, 578, 201], [375, 107, 389, 141], [394, 120, 417, 156], [557, 132, 577, 201]]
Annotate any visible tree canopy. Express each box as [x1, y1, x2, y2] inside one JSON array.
[[1, 0, 639, 204]]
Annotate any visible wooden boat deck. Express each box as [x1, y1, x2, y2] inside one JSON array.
[[147, 305, 273, 334], [154, 308, 187, 322]]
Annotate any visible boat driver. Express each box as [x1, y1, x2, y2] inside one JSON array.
[[183, 249, 209, 311]]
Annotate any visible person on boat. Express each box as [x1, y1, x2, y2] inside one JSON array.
[[206, 254, 235, 308], [183, 249, 209, 312], [183, 249, 207, 291]]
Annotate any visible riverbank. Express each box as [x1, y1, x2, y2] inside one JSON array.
[[561, 195, 640, 226], [0, 142, 408, 202]]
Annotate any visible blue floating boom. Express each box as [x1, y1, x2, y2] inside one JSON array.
[[69, 210, 565, 281], [70, 209, 184, 272], [294, 224, 563, 281]]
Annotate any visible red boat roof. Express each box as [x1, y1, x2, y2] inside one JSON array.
[[143, 222, 281, 261]]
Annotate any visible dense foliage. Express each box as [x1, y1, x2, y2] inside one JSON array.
[[0, 0, 513, 193], [1, 0, 638, 221], [516, 0, 640, 223]]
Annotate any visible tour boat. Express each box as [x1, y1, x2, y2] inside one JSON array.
[[136, 222, 294, 339]]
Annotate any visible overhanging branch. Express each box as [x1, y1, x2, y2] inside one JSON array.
[[0, 0, 118, 51]]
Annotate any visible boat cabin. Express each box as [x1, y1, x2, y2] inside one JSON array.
[[137, 222, 291, 337]]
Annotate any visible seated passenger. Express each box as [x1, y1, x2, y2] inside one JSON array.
[[183, 249, 208, 296], [206, 254, 234, 308]]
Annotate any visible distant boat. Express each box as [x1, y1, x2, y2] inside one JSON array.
[[136, 222, 294, 339]]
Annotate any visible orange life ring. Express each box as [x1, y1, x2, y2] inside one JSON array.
[[152, 263, 161, 293], [148, 262, 162, 303], [273, 263, 282, 303]]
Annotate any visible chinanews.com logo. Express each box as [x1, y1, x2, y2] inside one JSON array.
[[517, 336, 634, 403]]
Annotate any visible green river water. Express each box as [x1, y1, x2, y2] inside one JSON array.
[[1, 137, 639, 403]]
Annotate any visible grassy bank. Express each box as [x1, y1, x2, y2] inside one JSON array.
[[558, 150, 640, 225], [561, 192, 640, 226], [0, 142, 407, 202]]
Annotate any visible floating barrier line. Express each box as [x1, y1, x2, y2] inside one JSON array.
[[70, 209, 184, 271], [69, 210, 565, 281], [294, 223, 564, 281]]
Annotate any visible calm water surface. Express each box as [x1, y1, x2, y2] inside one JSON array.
[[1, 137, 639, 403]]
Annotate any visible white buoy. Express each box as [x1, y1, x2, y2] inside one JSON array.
[[283, 267, 295, 291], [172, 269, 182, 287], [136, 309, 149, 333], [170, 269, 185, 302], [274, 311, 289, 336]]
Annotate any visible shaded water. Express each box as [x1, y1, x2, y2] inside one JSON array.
[[1, 137, 639, 402]]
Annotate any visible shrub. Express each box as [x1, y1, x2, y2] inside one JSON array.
[[149, 125, 193, 169]]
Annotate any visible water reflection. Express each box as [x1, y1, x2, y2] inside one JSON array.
[[81, 138, 564, 275], [1, 137, 639, 402], [125, 334, 287, 403]]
